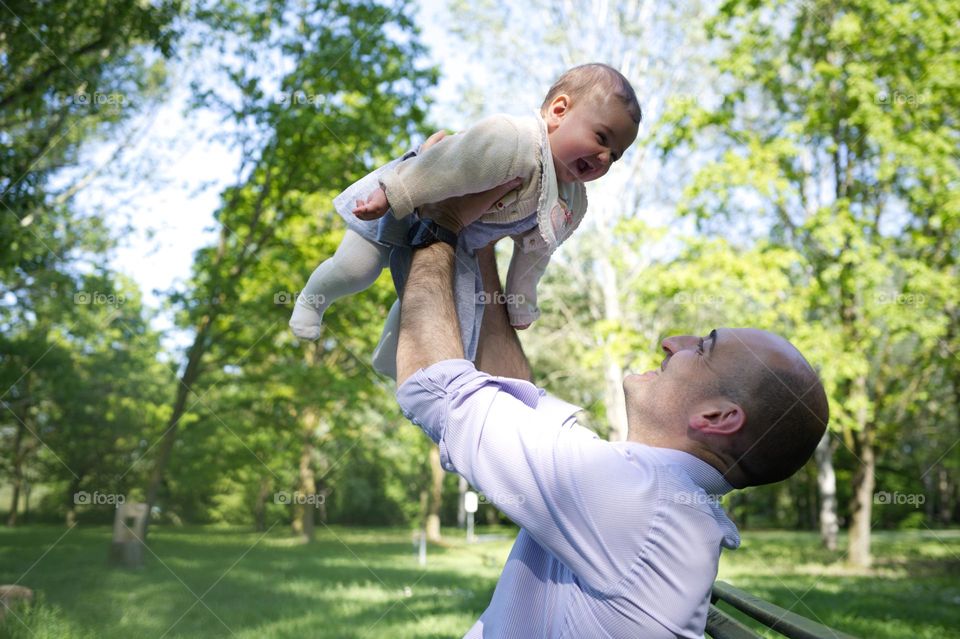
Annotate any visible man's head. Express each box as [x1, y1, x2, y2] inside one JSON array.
[[541, 63, 641, 184], [623, 328, 829, 488]]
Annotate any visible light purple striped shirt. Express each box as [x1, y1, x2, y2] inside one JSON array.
[[397, 359, 741, 638]]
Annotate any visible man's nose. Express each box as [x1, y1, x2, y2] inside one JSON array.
[[661, 335, 699, 355]]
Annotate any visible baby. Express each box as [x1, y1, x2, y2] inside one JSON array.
[[289, 63, 640, 371]]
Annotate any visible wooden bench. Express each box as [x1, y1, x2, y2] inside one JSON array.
[[706, 581, 859, 639]]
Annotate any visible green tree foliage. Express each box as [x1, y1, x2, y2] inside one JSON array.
[[657, 0, 959, 564], [1, 0, 181, 525], [0, 0, 179, 276], [141, 0, 438, 532]]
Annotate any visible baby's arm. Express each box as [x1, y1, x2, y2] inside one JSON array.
[[377, 115, 525, 219], [353, 131, 452, 220], [504, 239, 553, 329], [352, 188, 390, 220]]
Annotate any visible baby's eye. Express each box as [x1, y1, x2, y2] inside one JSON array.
[[597, 132, 607, 145]]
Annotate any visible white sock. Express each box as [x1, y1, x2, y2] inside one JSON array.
[[289, 229, 389, 340]]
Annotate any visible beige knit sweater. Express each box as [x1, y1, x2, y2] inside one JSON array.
[[378, 113, 545, 224]]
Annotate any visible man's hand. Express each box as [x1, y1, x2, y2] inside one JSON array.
[[420, 177, 524, 234], [420, 130, 448, 151], [353, 187, 390, 221], [417, 127, 522, 233]]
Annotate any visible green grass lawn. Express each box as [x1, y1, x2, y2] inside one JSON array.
[[1, 524, 957, 638]]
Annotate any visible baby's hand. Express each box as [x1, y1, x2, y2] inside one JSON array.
[[353, 188, 390, 220]]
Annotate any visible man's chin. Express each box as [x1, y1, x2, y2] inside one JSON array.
[[625, 370, 659, 384], [623, 371, 659, 407]]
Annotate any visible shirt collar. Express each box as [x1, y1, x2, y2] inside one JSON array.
[[644, 446, 736, 496]]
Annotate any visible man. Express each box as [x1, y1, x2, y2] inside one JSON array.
[[394, 185, 829, 638]]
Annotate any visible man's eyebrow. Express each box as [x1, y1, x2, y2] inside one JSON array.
[[706, 329, 718, 355]]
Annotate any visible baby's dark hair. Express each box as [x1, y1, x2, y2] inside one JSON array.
[[540, 63, 642, 124]]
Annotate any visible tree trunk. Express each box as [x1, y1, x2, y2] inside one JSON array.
[[6, 420, 25, 527], [847, 413, 875, 567], [418, 487, 429, 532], [315, 479, 328, 525], [254, 476, 271, 532], [23, 482, 32, 521], [139, 172, 272, 541], [938, 466, 954, 524], [426, 445, 444, 542], [599, 242, 628, 442], [806, 465, 818, 531], [815, 431, 839, 551], [294, 414, 317, 543], [64, 474, 82, 528], [836, 236, 874, 567], [143, 316, 213, 540]]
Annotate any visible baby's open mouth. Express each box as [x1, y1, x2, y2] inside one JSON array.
[[576, 158, 590, 175]]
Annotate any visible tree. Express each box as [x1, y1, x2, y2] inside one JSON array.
[[0, 0, 181, 526], [1, 0, 179, 276], [138, 0, 437, 539], [657, 0, 959, 565]]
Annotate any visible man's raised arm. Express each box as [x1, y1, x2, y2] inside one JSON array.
[[395, 177, 523, 384], [474, 244, 533, 381], [395, 242, 464, 385]]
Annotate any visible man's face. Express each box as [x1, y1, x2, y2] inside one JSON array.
[[623, 328, 799, 443], [545, 93, 638, 184]]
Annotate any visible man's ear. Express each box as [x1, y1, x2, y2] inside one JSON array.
[[688, 400, 745, 436], [545, 94, 570, 128]]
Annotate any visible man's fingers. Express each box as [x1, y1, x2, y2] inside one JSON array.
[[489, 176, 523, 203], [421, 176, 525, 233], [421, 130, 448, 152], [469, 176, 523, 213]]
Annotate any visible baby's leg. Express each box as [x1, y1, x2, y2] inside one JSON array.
[[289, 229, 389, 340]]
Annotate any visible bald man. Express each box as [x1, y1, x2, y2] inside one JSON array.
[[394, 187, 829, 638]]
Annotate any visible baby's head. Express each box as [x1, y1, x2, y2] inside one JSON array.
[[540, 64, 641, 184]]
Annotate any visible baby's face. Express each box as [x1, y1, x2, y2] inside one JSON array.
[[545, 94, 639, 184]]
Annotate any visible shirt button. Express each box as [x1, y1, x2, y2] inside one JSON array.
[[496, 201, 505, 209]]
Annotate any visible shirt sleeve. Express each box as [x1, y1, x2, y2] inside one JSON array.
[[378, 114, 525, 218], [397, 359, 655, 589]]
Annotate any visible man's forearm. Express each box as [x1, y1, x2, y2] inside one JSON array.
[[396, 243, 465, 385], [474, 245, 533, 381]]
